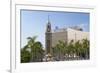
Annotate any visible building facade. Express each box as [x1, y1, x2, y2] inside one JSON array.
[[45, 21, 89, 55]]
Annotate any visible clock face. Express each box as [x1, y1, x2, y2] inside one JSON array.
[[47, 25, 51, 32], [47, 28, 50, 32]]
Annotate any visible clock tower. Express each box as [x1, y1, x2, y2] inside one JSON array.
[[45, 16, 52, 55]]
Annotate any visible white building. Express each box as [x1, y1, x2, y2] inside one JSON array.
[[52, 27, 89, 47]]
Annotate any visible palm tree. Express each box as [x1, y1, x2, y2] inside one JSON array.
[[74, 39, 89, 60], [27, 36, 37, 62], [74, 40, 82, 59], [67, 40, 75, 58], [34, 42, 44, 62], [81, 39, 89, 59], [21, 46, 31, 63], [52, 40, 67, 61], [27, 36, 44, 62]]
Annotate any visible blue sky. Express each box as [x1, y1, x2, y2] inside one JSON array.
[[21, 10, 89, 48]]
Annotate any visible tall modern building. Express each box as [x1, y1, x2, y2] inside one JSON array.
[[45, 19, 89, 55]]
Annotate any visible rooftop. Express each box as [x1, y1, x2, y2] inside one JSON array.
[[53, 26, 83, 32]]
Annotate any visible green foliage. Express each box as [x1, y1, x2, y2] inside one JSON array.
[[21, 36, 44, 63], [81, 39, 90, 59], [21, 35, 89, 62], [21, 47, 31, 63], [52, 39, 90, 60], [52, 40, 67, 60]]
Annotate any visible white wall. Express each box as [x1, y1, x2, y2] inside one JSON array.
[[67, 28, 89, 43], [0, 0, 100, 73]]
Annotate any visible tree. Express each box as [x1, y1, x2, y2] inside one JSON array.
[[81, 39, 89, 59], [52, 39, 90, 61], [27, 36, 37, 62], [27, 36, 44, 62], [52, 40, 67, 61], [34, 42, 44, 62], [74, 39, 90, 59], [74, 40, 83, 59], [21, 46, 31, 63], [67, 40, 75, 57]]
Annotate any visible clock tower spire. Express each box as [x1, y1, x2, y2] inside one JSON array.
[[46, 15, 51, 32]]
